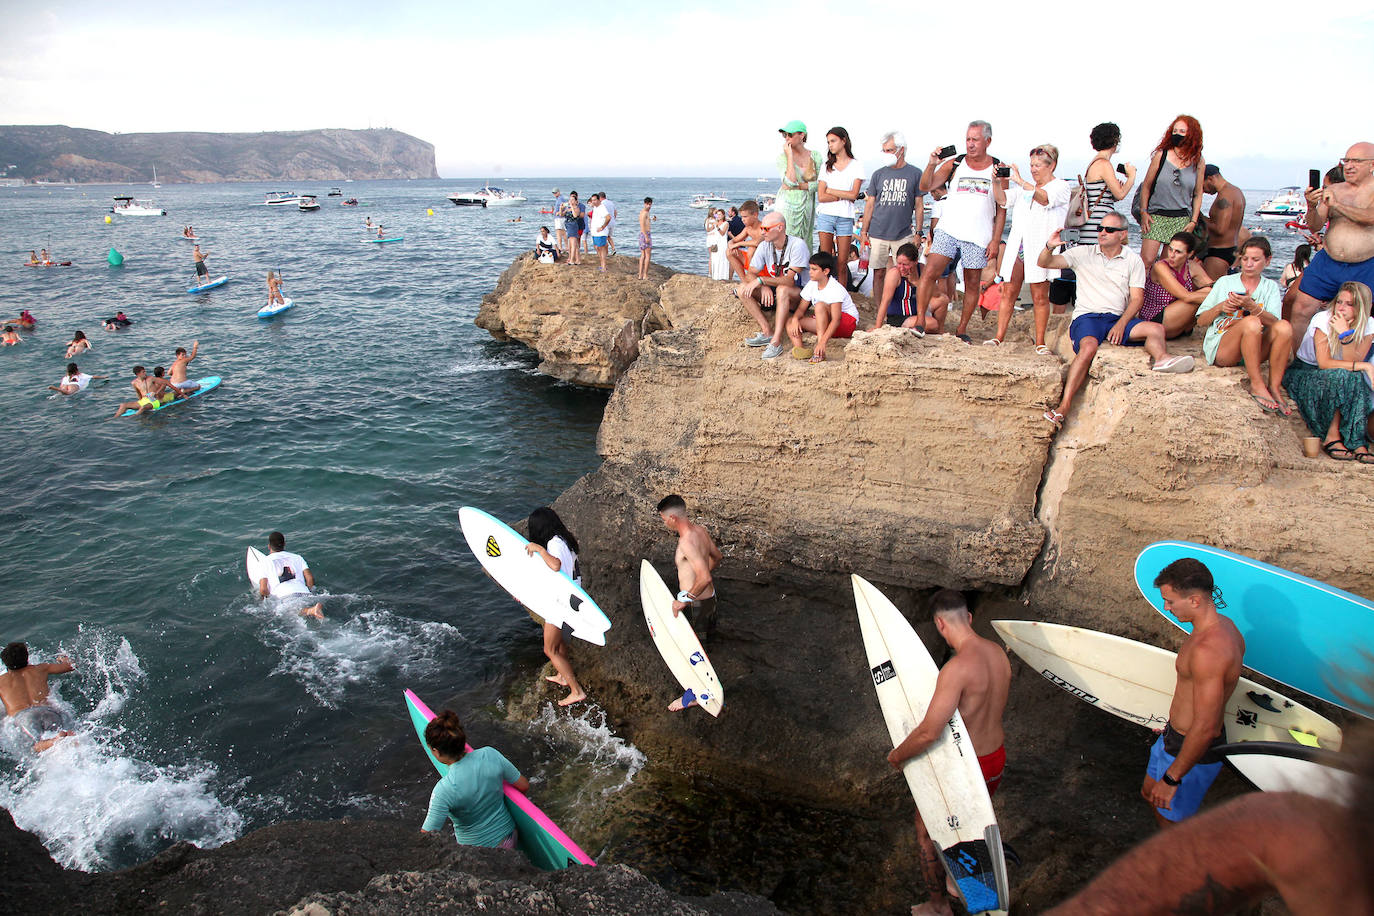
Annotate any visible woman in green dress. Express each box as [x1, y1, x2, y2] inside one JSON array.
[[776, 120, 823, 249], [1283, 281, 1374, 463]]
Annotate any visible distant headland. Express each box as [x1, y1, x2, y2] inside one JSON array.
[[0, 125, 439, 184]]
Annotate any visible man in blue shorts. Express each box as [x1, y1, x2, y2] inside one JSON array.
[[1138, 558, 1244, 827], [1036, 212, 1193, 429]]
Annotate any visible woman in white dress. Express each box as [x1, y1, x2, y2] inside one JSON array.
[[708, 209, 731, 280], [988, 144, 1070, 353]]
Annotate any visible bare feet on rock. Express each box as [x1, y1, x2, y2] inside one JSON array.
[[545, 674, 568, 687], [557, 690, 586, 707]]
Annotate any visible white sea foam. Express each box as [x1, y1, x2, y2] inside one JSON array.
[[528, 702, 646, 798], [0, 632, 243, 871]]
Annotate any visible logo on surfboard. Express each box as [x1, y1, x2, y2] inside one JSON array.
[[485, 536, 501, 557], [871, 661, 896, 685]]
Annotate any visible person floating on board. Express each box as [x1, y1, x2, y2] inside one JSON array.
[[255, 531, 324, 619], [420, 709, 529, 850], [191, 244, 210, 286], [65, 330, 91, 359], [27, 251, 39, 266], [110, 365, 160, 418], [524, 507, 587, 707], [4, 310, 37, 330], [40, 248, 51, 265], [887, 589, 1011, 916], [1140, 558, 1244, 827], [49, 362, 105, 395], [657, 494, 722, 712], [0, 642, 76, 753], [103, 311, 132, 331], [183, 225, 195, 238], [147, 367, 183, 406], [1, 326, 19, 346], [167, 341, 200, 395]]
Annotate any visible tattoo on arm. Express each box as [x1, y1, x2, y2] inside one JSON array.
[[1213, 198, 1230, 210]]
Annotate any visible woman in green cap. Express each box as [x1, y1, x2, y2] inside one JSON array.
[[776, 120, 823, 248]]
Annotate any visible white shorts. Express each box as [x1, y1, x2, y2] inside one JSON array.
[[554, 217, 565, 230]]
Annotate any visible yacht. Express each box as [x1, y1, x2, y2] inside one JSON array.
[[111, 196, 166, 216], [150, 166, 161, 189], [327, 187, 342, 196], [446, 185, 527, 208], [705, 192, 729, 202], [298, 195, 321, 211], [265, 190, 302, 206], [689, 194, 711, 209], [1256, 187, 1306, 221]]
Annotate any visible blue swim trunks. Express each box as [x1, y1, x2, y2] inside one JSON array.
[[1069, 312, 1147, 353], [592, 235, 608, 249], [1146, 723, 1224, 822], [1298, 249, 1374, 303]]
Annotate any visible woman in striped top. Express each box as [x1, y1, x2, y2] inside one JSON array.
[[1079, 123, 1136, 247]]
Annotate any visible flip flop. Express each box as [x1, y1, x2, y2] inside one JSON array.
[[1356, 451, 1374, 465], [808, 353, 825, 363], [669, 688, 698, 712], [1043, 409, 1064, 429], [983, 338, 1002, 347], [1035, 344, 1053, 356], [1276, 397, 1293, 417], [1323, 440, 1355, 461], [1251, 393, 1280, 414]]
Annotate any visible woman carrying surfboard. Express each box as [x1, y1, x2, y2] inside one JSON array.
[[525, 507, 587, 706], [419, 709, 529, 849]]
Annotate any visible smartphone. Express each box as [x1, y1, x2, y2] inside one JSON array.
[[938, 144, 957, 159], [995, 166, 1011, 178], [1060, 228, 1081, 246], [1309, 168, 1322, 189], [1116, 163, 1127, 175]]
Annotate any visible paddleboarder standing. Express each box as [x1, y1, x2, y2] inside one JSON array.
[[887, 589, 1011, 916], [192, 244, 209, 286], [1141, 557, 1244, 827]]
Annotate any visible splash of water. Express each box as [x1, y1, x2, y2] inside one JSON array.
[[528, 702, 646, 798]]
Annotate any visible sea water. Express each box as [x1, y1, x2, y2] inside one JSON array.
[[0, 177, 1302, 872]]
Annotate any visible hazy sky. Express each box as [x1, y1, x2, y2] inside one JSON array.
[[2, 0, 1370, 187]]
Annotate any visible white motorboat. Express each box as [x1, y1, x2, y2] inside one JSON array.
[[327, 187, 342, 196], [111, 196, 166, 216], [265, 190, 302, 206], [1256, 187, 1307, 221], [298, 195, 321, 211], [705, 192, 729, 202], [756, 193, 777, 211], [447, 185, 527, 208], [689, 194, 711, 209]]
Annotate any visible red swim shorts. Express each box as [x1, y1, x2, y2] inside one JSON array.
[[978, 745, 1006, 797]]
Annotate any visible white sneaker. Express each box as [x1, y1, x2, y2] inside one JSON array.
[[1152, 355, 1195, 373], [910, 326, 925, 339], [745, 332, 770, 347], [761, 343, 785, 359]]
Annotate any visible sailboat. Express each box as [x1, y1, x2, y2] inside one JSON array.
[[151, 165, 161, 189]]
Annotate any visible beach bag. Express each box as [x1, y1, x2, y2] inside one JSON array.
[[1065, 176, 1089, 228]]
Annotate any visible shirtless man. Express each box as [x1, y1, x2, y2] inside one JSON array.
[[1141, 557, 1243, 827], [727, 200, 766, 280], [1291, 143, 1374, 350], [168, 341, 200, 394], [110, 365, 158, 418], [0, 642, 76, 752], [1201, 164, 1245, 279], [887, 589, 1011, 916], [657, 494, 723, 712], [191, 244, 210, 285]]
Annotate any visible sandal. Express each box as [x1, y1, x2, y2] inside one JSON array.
[[1251, 393, 1280, 414], [983, 338, 1002, 347], [1035, 345, 1052, 356], [808, 353, 826, 364], [1323, 440, 1355, 461], [1043, 409, 1064, 429], [1356, 450, 1374, 465]]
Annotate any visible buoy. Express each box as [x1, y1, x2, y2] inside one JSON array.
[[427, 208, 434, 216], [107, 247, 123, 267], [105, 215, 112, 224]]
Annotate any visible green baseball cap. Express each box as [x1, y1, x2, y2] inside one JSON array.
[[778, 120, 807, 135]]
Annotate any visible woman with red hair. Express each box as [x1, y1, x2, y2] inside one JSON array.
[[1137, 115, 1205, 267]]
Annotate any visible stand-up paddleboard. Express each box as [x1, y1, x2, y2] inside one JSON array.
[[257, 297, 294, 319], [458, 507, 610, 645], [367, 237, 403, 244], [1134, 541, 1374, 715], [854, 575, 1009, 914], [992, 620, 1342, 749], [639, 560, 723, 717], [24, 261, 72, 267], [180, 235, 199, 241], [119, 376, 222, 417], [403, 689, 595, 870], [188, 276, 229, 293], [1214, 741, 1358, 804]]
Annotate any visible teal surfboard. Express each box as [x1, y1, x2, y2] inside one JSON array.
[[367, 237, 403, 244], [1134, 540, 1374, 715], [188, 276, 229, 293], [119, 376, 221, 417], [403, 689, 594, 870]]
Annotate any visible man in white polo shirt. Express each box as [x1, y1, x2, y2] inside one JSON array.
[[1036, 212, 1193, 429]]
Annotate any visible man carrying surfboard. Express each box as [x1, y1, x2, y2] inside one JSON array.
[[1141, 558, 1244, 826], [657, 494, 723, 713], [887, 589, 1010, 916], [255, 531, 324, 619]]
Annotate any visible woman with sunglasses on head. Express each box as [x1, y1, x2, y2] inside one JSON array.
[[1080, 122, 1136, 248], [1138, 115, 1206, 267], [776, 120, 824, 248], [988, 145, 1070, 353], [815, 126, 865, 289], [1283, 281, 1374, 463]]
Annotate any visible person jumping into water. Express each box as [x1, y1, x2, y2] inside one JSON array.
[[256, 531, 324, 619], [657, 494, 722, 712], [0, 642, 76, 753]]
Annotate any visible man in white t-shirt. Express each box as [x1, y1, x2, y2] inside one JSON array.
[[788, 252, 860, 362], [257, 531, 324, 619], [1036, 212, 1193, 430], [49, 362, 106, 395], [737, 211, 811, 359], [589, 195, 612, 272], [599, 191, 617, 256], [916, 120, 1007, 339]]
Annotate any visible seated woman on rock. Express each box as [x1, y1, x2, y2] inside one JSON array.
[[869, 242, 948, 335], [420, 709, 529, 850], [1140, 232, 1212, 339], [1195, 236, 1292, 414], [1283, 281, 1374, 463]]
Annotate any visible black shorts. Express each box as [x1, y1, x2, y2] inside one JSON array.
[[1205, 246, 1236, 264], [195, 262, 207, 276]]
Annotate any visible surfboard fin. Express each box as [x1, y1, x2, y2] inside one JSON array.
[[1288, 728, 1321, 748]]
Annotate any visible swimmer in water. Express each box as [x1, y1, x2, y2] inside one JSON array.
[[2, 326, 19, 346], [3, 310, 36, 329], [103, 311, 132, 331], [66, 330, 91, 358], [49, 362, 106, 394], [0, 642, 76, 753], [256, 531, 324, 619]]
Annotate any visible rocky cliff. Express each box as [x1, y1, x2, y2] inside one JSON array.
[[0, 125, 438, 183]]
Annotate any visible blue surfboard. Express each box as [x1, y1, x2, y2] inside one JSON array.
[[188, 276, 229, 293], [1134, 540, 1374, 715], [258, 297, 294, 319], [119, 376, 221, 417], [367, 237, 403, 244]]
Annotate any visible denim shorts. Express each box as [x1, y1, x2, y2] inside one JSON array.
[[816, 212, 855, 237]]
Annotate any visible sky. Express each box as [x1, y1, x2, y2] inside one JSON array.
[[2, 0, 1372, 188]]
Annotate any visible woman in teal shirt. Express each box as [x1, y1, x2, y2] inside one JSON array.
[[420, 710, 529, 848], [1196, 236, 1293, 414]]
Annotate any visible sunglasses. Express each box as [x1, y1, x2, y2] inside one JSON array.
[[1098, 226, 1127, 234], [1340, 157, 1373, 165]]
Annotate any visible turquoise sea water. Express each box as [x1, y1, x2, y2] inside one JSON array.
[[0, 176, 1302, 874]]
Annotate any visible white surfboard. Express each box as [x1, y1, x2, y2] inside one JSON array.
[[458, 507, 610, 646], [853, 575, 1009, 914], [991, 620, 1343, 750], [639, 560, 723, 717], [246, 546, 272, 588], [1215, 742, 1357, 804]]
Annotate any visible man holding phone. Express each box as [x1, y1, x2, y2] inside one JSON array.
[[915, 120, 1007, 340], [1291, 142, 1374, 351]]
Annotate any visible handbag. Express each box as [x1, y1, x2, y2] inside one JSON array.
[[1130, 154, 1166, 224], [1065, 175, 1088, 228]]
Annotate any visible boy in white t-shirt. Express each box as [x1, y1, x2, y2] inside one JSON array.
[[48, 362, 106, 395], [257, 530, 324, 619], [787, 252, 860, 363]]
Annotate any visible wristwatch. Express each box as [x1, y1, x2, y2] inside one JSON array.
[[1161, 772, 1181, 787]]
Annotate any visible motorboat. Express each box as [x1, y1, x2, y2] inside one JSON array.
[[756, 193, 777, 211], [339, 198, 359, 207], [1256, 187, 1306, 221], [111, 196, 166, 216], [689, 194, 711, 209], [265, 190, 302, 206], [298, 195, 321, 211], [705, 192, 729, 202], [446, 185, 527, 208], [327, 187, 342, 196]]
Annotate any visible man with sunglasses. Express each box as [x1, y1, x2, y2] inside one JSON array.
[[1291, 143, 1374, 350], [1036, 212, 1193, 429], [738, 211, 811, 359]]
